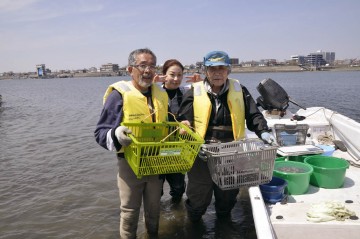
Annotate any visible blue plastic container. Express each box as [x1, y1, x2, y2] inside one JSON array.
[[259, 177, 288, 204], [316, 144, 335, 156]]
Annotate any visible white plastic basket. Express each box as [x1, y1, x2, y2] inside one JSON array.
[[201, 139, 277, 190]]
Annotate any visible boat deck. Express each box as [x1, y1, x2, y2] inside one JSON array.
[[249, 107, 360, 238], [266, 150, 360, 239]]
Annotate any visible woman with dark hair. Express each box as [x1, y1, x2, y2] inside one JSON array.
[[156, 59, 201, 203]]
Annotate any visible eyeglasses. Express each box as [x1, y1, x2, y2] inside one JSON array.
[[132, 64, 156, 72]]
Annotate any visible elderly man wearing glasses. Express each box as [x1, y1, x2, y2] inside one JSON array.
[[94, 48, 168, 238]]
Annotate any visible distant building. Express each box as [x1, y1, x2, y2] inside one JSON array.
[[292, 51, 335, 66], [258, 60, 267, 67], [195, 61, 203, 69], [291, 55, 306, 65], [230, 58, 239, 65], [100, 63, 119, 72], [317, 50, 335, 65], [77, 69, 87, 73], [259, 59, 277, 66], [89, 67, 98, 73], [306, 52, 327, 66], [36, 64, 46, 77], [242, 61, 258, 67]]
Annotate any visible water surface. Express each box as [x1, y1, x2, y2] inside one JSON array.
[[1, 71, 359, 238]]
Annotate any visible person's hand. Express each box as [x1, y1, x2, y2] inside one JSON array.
[[115, 126, 132, 146], [153, 74, 167, 83], [185, 73, 203, 83], [180, 120, 191, 134], [198, 148, 208, 162], [261, 132, 277, 145]]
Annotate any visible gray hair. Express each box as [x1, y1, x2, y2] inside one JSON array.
[[128, 48, 157, 66]]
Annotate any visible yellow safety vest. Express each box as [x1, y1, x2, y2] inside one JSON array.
[[103, 81, 168, 123], [193, 78, 245, 140]]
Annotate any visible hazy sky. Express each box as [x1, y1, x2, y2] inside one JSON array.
[[1, 0, 359, 73]]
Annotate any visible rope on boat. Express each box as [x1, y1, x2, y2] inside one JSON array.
[[317, 133, 334, 145], [302, 107, 326, 118]]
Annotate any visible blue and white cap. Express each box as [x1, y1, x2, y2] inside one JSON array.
[[203, 51, 231, 67]]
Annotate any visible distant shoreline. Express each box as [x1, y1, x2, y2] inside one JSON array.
[[1, 65, 360, 80], [229, 65, 360, 73]]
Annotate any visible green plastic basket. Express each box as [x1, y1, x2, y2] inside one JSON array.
[[121, 122, 204, 178]]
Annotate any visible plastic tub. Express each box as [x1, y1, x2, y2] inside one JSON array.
[[275, 154, 318, 163], [259, 177, 287, 204], [304, 155, 349, 188], [275, 156, 286, 162], [316, 145, 335, 156], [274, 124, 309, 146], [273, 161, 313, 195]]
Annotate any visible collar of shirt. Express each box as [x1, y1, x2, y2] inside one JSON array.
[[204, 78, 229, 97]]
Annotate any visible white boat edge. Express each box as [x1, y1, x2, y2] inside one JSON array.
[[248, 186, 277, 239], [249, 107, 360, 239]]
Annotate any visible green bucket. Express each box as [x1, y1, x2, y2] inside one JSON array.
[[273, 161, 313, 195], [275, 156, 286, 162], [304, 155, 349, 189], [275, 154, 318, 163]]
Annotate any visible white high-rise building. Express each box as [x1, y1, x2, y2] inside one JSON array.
[[316, 50, 336, 65]]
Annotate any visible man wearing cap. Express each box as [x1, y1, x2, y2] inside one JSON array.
[[177, 50, 276, 222]]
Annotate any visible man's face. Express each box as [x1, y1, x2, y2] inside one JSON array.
[[205, 65, 229, 90], [129, 53, 156, 92]]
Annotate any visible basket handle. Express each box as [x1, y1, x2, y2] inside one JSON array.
[[160, 126, 180, 143], [140, 109, 158, 123], [160, 122, 197, 142]]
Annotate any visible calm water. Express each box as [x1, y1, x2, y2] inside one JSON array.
[[0, 71, 359, 239]]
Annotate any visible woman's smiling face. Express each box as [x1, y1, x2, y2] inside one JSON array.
[[164, 65, 183, 90]]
